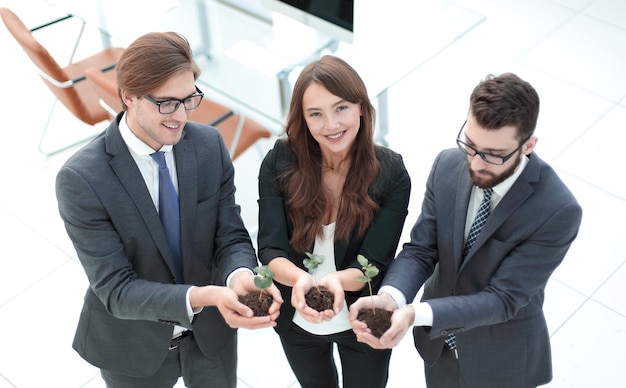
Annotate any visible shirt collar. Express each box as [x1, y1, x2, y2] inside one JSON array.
[[491, 153, 529, 198], [118, 112, 173, 155]]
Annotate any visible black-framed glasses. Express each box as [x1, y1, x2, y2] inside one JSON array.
[[456, 121, 529, 165], [144, 86, 204, 114]]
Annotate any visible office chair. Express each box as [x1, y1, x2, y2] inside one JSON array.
[[0, 7, 124, 156], [84, 67, 272, 160]]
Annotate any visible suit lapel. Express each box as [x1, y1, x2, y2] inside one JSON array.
[[105, 118, 179, 279], [173, 135, 198, 282], [454, 171, 473, 270], [460, 154, 540, 268]]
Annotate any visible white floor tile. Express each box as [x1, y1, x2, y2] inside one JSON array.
[[547, 299, 626, 387], [592, 260, 626, 316], [236, 328, 297, 388], [551, 104, 626, 200], [459, 0, 576, 59], [583, 0, 626, 29], [0, 378, 14, 388], [550, 0, 596, 12], [544, 279, 588, 336], [0, 261, 99, 387], [0, 208, 68, 306], [386, 332, 426, 388], [521, 13, 626, 102], [502, 65, 616, 163], [549, 172, 625, 296]]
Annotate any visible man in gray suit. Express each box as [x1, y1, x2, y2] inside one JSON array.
[[56, 32, 282, 387], [349, 73, 582, 387]]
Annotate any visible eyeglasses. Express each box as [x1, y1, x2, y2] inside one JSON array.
[[144, 86, 204, 114], [456, 121, 529, 165]]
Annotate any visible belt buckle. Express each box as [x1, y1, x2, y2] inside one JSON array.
[[169, 330, 190, 351]]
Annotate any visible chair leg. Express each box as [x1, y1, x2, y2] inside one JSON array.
[[37, 99, 101, 157], [228, 114, 246, 158], [98, 99, 118, 118]]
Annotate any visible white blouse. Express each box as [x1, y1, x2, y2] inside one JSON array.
[[292, 222, 352, 335]]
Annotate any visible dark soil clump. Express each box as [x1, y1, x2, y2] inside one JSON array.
[[305, 285, 334, 312], [239, 291, 273, 316], [357, 308, 392, 338]]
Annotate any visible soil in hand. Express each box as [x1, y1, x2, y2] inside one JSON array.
[[305, 285, 334, 312], [239, 291, 273, 316], [357, 308, 392, 338]]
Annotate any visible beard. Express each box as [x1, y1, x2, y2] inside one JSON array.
[[468, 151, 523, 189]]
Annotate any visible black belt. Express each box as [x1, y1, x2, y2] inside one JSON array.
[[169, 330, 192, 351]]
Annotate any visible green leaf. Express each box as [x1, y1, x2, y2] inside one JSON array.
[[357, 254, 368, 267], [254, 276, 272, 289], [252, 265, 274, 289], [303, 252, 325, 269], [365, 267, 379, 278], [253, 265, 274, 278], [356, 275, 369, 283]]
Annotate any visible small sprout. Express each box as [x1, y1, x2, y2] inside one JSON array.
[[304, 251, 325, 288], [303, 252, 334, 311], [253, 265, 274, 300], [356, 254, 379, 314], [303, 252, 325, 271]]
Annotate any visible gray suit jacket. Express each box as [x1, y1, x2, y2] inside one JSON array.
[[383, 149, 582, 387], [56, 114, 257, 377]]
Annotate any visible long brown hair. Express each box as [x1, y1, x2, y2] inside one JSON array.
[[283, 55, 379, 253], [116, 32, 201, 110]]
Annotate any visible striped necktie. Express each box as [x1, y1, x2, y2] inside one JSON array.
[[445, 187, 494, 356]]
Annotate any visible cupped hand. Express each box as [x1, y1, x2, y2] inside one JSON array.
[[212, 286, 277, 329], [349, 293, 411, 349], [291, 273, 323, 323], [359, 305, 414, 349], [215, 271, 283, 329], [318, 274, 345, 321]]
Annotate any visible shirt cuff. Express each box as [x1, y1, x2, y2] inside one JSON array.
[[411, 302, 433, 327], [226, 267, 254, 287], [378, 285, 407, 307], [186, 286, 202, 321]]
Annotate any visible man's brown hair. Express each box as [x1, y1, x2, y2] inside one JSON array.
[[116, 32, 201, 110]]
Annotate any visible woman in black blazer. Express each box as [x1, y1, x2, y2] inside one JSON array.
[[257, 55, 411, 388]]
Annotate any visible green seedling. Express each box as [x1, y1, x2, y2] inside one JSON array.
[[304, 251, 325, 288], [356, 254, 380, 314], [253, 265, 274, 300]]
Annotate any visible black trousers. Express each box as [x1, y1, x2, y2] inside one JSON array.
[[101, 332, 237, 388], [279, 323, 391, 388]]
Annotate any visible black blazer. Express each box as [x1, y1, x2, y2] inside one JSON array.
[[257, 139, 411, 334], [56, 114, 257, 377]]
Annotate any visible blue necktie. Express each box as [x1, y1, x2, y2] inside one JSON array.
[[151, 152, 184, 284], [445, 188, 493, 356]]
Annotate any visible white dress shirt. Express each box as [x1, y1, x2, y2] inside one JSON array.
[[118, 114, 193, 334]]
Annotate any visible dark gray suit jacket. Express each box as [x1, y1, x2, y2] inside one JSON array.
[[56, 114, 257, 377], [383, 149, 582, 387]]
